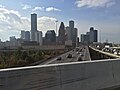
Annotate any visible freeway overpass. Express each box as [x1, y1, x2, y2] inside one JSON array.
[[1, 46, 120, 90], [1, 59, 120, 90]]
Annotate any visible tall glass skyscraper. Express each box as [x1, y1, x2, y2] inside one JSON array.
[[31, 13, 37, 41], [69, 20, 74, 41], [58, 22, 65, 45]]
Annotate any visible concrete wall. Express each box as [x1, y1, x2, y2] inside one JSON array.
[[1, 59, 120, 90]]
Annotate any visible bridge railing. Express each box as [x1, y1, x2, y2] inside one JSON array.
[[1, 59, 120, 90], [89, 46, 120, 59]]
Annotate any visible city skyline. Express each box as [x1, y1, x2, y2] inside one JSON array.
[[0, 0, 120, 43]]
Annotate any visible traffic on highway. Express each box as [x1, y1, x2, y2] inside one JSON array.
[[40, 46, 91, 65]]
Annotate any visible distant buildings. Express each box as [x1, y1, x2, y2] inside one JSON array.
[[65, 20, 78, 46], [19, 13, 43, 46], [21, 30, 30, 41], [0, 13, 81, 48], [81, 27, 98, 44]]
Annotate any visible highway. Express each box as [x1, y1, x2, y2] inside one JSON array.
[[40, 46, 91, 65]]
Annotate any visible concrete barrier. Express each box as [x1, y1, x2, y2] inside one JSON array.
[[1, 59, 120, 90]]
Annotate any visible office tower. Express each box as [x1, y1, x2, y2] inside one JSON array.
[[81, 34, 89, 43], [65, 26, 71, 41], [35, 31, 43, 46], [10, 36, 16, 42], [73, 28, 78, 43], [21, 30, 25, 39], [38, 31, 43, 46], [21, 31, 30, 41], [58, 22, 65, 45], [45, 30, 56, 43], [94, 30, 98, 42], [86, 32, 90, 43], [76, 37, 79, 47], [31, 13, 37, 41], [90, 27, 98, 42], [69, 20, 74, 41], [25, 31, 30, 41], [81, 34, 85, 42]]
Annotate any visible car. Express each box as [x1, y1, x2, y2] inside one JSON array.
[[57, 57, 62, 60], [67, 54, 72, 58], [78, 57, 82, 61], [80, 53, 84, 57], [77, 52, 80, 54]]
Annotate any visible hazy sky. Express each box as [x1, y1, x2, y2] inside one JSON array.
[[0, 0, 120, 43]]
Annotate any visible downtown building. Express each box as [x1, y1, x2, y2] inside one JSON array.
[[58, 22, 65, 45], [31, 13, 37, 41], [21, 30, 30, 41], [30, 13, 43, 46], [43, 30, 56, 45], [65, 20, 78, 46], [81, 27, 98, 44]]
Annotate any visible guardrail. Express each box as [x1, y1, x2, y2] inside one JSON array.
[[89, 46, 120, 58], [1, 59, 120, 90]]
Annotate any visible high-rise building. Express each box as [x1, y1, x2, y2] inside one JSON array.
[[45, 30, 56, 43], [21, 30, 30, 41], [73, 28, 78, 43], [35, 31, 43, 46], [31, 13, 37, 41], [81, 34, 89, 43], [69, 20, 74, 41], [90, 27, 98, 42], [25, 31, 30, 41], [21, 30, 25, 40], [94, 30, 98, 42], [58, 22, 65, 45], [65, 26, 71, 41]]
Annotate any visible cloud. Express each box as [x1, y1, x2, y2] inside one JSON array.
[[37, 16, 57, 33], [46, 7, 61, 12], [32, 7, 45, 11], [0, 8, 30, 30], [22, 4, 31, 10], [0, 6, 58, 40], [0, 4, 5, 8], [75, 0, 115, 8]]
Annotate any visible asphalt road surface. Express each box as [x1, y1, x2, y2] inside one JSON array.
[[40, 46, 91, 65]]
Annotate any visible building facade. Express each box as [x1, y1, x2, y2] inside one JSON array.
[[31, 13, 37, 41], [58, 22, 65, 45]]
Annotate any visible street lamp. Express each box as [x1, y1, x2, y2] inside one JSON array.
[[55, 20, 58, 56]]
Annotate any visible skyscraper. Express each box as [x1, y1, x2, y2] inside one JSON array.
[[73, 28, 78, 43], [69, 20, 74, 41], [35, 31, 43, 46], [90, 27, 98, 43], [58, 22, 65, 45], [21, 30, 25, 40], [21, 30, 30, 41], [45, 30, 56, 43], [31, 13, 37, 41], [94, 30, 98, 42], [25, 31, 30, 41], [65, 26, 70, 41]]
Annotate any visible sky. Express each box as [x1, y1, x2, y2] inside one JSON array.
[[0, 0, 120, 43]]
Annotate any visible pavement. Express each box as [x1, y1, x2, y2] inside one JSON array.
[[40, 46, 91, 65]]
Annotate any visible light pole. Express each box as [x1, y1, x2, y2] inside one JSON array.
[[55, 20, 58, 56]]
